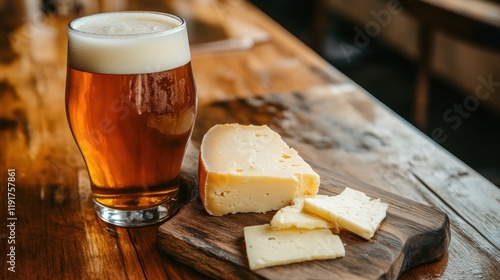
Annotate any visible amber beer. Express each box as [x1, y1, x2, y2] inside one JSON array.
[[65, 12, 196, 226]]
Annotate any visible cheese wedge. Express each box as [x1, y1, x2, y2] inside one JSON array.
[[199, 124, 320, 216], [270, 196, 336, 230], [243, 224, 345, 270], [304, 188, 388, 240]]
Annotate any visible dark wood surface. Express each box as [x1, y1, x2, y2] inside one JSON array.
[[158, 91, 451, 280], [0, 1, 499, 279]]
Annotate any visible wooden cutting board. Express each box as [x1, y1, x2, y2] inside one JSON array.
[[157, 90, 451, 280]]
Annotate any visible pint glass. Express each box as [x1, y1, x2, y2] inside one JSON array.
[[65, 12, 197, 226]]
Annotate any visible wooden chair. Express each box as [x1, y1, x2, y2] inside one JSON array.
[[311, 0, 500, 131]]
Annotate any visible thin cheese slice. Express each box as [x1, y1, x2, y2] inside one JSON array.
[[304, 188, 388, 240], [270, 196, 337, 230], [243, 224, 345, 270], [199, 124, 320, 216]]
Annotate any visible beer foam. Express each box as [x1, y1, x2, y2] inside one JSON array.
[[68, 12, 191, 74]]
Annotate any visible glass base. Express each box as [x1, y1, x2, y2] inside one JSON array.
[[94, 197, 179, 227]]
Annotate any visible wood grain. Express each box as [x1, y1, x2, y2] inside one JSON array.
[[156, 86, 500, 279], [157, 90, 452, 279], [1, 1, 499, 279]]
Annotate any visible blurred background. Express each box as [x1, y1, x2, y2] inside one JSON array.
[[251, 0, 500, 187], [1, 0, 499, 187]]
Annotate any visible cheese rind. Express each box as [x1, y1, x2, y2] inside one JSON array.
[[199, 124, 320, 216], [270, 196, 336, 230], [304, 188, 388, 240], [243, 224, 345, 270]]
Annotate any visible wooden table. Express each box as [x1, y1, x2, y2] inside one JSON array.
[[0, 0, 498, 279]]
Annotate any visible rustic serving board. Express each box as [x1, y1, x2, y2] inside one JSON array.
[[157, 89, 451, 280]]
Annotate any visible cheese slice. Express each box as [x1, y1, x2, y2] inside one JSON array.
[[304, 188, 388, 240], [270, 196, 337, 230], [243, 224, 345, 270], [199, 124, 320, 216]]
